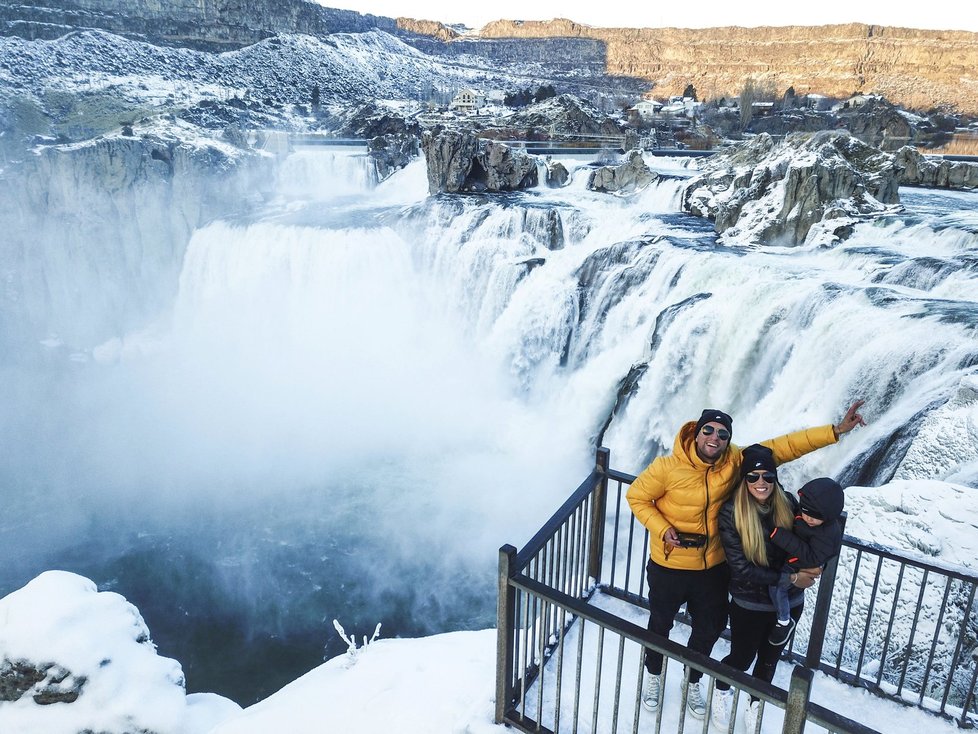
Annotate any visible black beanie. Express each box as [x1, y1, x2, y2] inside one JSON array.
[[740, 443, 777, 481], [694, 409, 733, 437], [797, 477, 844, 521]]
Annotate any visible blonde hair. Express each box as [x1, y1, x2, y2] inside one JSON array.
[[733, 478, 795, 567]]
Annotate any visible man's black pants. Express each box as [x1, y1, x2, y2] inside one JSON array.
[[644, 559, 730, 683]]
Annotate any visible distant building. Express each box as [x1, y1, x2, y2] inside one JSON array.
[[629, 100, 663, 121], [450, 88, 484, 113]]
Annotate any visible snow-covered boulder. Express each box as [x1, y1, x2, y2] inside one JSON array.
[[683, 131, 902, 246], [0, 571, 240, 734], [587, 149, 658, 193]]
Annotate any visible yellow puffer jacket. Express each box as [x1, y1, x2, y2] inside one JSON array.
[[626, 421, 837, 570]]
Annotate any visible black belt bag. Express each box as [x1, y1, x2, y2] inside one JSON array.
[[675, 532, 708, 548]]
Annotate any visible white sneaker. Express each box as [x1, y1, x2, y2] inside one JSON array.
[[744, 700, 761, 732], [710, 687, 733, 729], [682, 678, 706, 719], [641, 673, 662, 712]]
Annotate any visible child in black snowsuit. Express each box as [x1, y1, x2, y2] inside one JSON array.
[[766, 477, 845, 645]]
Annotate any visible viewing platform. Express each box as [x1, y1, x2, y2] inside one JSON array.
[[495, 448, 978, 733]]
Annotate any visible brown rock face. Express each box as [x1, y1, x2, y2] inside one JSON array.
[[474, 21, 978, 114]]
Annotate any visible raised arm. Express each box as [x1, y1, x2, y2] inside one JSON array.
[[762, 399, 867, 465]]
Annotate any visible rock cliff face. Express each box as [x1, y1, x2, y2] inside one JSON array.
[[0, 0, 395, 50], [0, 130, 276, 357], [476, 20, 978, 115], [421, 130, 538, 193]]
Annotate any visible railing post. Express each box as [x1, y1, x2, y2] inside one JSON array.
[[587, 447, 610, 584], [783, 665, 813, 733], [495, 544, 518, 724], [805, 512, 847, 668]]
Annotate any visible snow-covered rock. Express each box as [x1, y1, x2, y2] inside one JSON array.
[[0, 571, 240, 734], [587, 149, 658, 193], [683, 131, 903, 246], [892, 373, 978, 485]]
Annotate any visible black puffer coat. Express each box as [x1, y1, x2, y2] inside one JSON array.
[[718, 493, 805, 610]]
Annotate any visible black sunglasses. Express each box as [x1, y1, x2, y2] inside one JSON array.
[[799, 504, 823, 519], [700, 425, 730, 441], [745, 471, 777, 484]]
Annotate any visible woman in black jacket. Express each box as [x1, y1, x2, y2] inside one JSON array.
[[711, 444, 820, 730]]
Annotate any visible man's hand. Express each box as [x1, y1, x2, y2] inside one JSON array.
[[663, 527, 682, 548], [835, 399, 867, 437]]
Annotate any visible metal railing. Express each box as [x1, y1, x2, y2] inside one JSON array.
[[496, 447, 978, 732]]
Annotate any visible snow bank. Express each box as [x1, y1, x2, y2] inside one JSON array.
[[0, 571, 239, 734]]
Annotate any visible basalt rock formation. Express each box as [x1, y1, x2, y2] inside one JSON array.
[[474, 20, 978, 115], [894, 147, 978, 189], [0, 129, 275, 355], [421, 130, 538, 193], [683, 131, 902, 246], [588, 149, 658, 193]]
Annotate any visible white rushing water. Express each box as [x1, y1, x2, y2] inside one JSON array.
[[2, 145, 977, 702]]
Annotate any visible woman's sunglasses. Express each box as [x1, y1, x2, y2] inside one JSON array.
[[746, 471, 777, 484], [700, 425, 730, 441]]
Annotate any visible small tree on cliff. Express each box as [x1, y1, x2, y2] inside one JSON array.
[[738, 77, 777, 130], [683, 84, 698, 101]]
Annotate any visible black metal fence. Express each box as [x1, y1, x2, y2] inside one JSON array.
[[496, 448, 978, 733]]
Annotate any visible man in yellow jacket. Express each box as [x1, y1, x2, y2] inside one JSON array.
[[627, 401, 866, 717]]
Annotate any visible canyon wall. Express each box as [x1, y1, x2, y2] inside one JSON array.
[[474, 20, 978, 114]]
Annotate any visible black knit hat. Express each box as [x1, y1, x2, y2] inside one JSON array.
[[797, 477, 844, 521], [694, 409, 733, 437], [740, 443, 777, 481]]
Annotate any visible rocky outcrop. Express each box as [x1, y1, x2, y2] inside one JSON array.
[[588, 149, 657, 193], [894, 147, 978, 189], [0, 572, 195, 733], [544, 159, 569, 188], [421, 130, 538, 193], [0, 660, 86, 704], [501, 94, 624, 138], [368, 133, 420, 180], [476, 21, 978, 116], [331, 102, 423, 139], [683, 131, 902, 246]]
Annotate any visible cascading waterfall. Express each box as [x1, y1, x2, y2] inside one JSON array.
[[3, 145, 976, 705]]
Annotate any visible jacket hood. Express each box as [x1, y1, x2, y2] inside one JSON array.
[[797, 477, 844, 521]]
